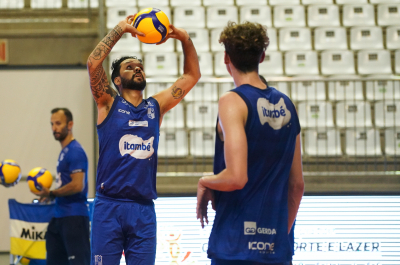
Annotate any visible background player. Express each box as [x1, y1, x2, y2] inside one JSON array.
[[32, 108, 90, 265], [196, 22, 304, 265], [87, 15, 200, 265]]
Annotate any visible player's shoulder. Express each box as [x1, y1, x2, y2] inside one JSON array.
[[114, 95, 127, 106], [218, 91, 248, 120], [145, 96, 158, 105], [219, 90, 245, 105], [67, 140, 87, 158], [268, 86, 286, 97], [268, 86, 295, 105]]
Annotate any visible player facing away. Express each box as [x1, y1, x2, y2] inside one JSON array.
[[87, 15, 200, 265], [196, 22, 304, 265]]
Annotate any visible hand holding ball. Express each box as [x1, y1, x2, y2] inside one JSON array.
[[27, 167, 53, 193], [131, 8, 170, 44]]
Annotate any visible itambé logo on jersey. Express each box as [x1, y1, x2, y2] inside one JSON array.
[[257, 97, 291, 130], [119, 134, 154, 159]]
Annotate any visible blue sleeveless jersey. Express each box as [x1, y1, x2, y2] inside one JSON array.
[[209, 85, 300, 263], [96, 96, 160, 200], [55, 139, 89, 218]]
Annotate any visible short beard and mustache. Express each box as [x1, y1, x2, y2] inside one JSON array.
[[53, 125, 68, 142], [121, 75, 146, 91]]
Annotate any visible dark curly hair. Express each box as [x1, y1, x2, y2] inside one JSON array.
[[110, 56, 143, 88], [219, 22, 269, 73]]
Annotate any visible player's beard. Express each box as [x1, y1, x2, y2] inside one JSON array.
[[121, 75, 146, 91], [53, 125, 68, 142]]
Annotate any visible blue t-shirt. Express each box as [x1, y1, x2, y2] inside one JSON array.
[[209, 85, 301, 263], [96, 96, 160, 201], [55, 139, 89, 218]]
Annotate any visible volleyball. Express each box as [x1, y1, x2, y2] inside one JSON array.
[[0, 159, 22, 187], [27, 167, 53, 193], [20, 257, 30, 265], [132, 7, 170, 44]]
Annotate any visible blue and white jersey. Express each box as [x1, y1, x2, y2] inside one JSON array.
[[55, 140, 89, 218], [96, 95, 160, 201], [209, 85, 300, 263]]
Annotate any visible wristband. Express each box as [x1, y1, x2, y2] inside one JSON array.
[[49, 191, 56, 200]]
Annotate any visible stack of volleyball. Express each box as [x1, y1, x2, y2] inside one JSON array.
[[27, 167, 53, 193], [0, 159, 22, 187], [132, 7, 170, 44]]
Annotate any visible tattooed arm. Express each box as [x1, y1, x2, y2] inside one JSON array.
[[152, 25, 201, 119], [87, 15, 144, 124]]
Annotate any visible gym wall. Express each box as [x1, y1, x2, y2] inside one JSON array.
[[0, 68, 95, 251]]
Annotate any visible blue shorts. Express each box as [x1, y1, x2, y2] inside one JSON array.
[[91, 194, 156, 265]]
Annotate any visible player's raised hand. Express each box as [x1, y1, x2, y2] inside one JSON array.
[[156, 24, 188, 45], [124, 15, 146, 38]]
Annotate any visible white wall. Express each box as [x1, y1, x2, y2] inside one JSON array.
[[0, 68, 95, 251]]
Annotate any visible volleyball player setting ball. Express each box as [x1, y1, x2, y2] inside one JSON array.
[[87, 4, 200, 265]]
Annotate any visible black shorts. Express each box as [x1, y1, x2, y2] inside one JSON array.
[[211, 259, 292, 265], [46, 215, 90, 265]]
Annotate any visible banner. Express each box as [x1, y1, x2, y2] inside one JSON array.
[[9, 197, 400, 265], [8, 199, 55, 260], [146, 196, 400, 265]]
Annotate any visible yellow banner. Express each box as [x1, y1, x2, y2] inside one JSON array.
[[10, 237, 46, 259]]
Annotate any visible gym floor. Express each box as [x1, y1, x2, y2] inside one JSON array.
[[0, 252, 10, 264]]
